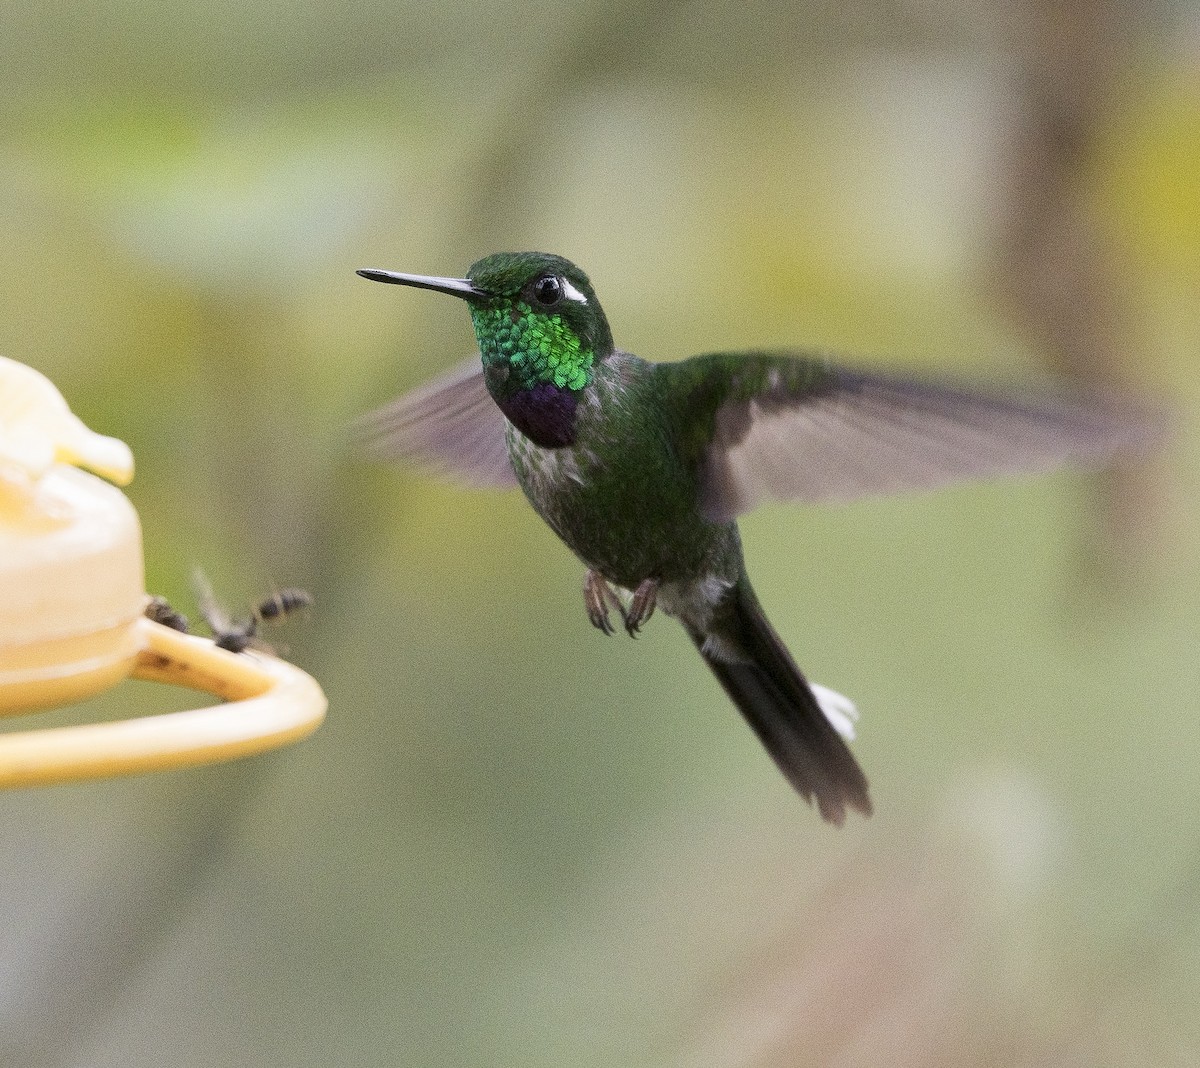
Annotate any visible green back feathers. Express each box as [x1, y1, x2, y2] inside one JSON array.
[[658, 351, 838, 462]]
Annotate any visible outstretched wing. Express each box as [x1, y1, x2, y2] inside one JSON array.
[[661, 352, 1159, 524], [357, 358, 518, 489]]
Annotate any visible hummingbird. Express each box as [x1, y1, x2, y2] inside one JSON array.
[[357, 251, 1148, 825]]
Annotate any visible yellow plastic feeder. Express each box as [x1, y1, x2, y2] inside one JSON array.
[[0, 355, 326, 786]]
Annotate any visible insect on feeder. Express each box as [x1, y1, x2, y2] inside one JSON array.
[[0, 356, 326, 786]]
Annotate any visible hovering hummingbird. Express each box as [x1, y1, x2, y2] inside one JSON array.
[[357, 252, 1148, 824]]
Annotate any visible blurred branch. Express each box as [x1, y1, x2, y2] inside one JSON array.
[[450, 0, 686, 246], [0, 763, 267, 1068], [989, 0, 1164, 566]]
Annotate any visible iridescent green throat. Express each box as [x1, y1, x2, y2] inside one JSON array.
[[471, 302, 595, 393]]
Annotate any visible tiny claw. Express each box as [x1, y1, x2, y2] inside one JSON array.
[[622, 578, 659, 637], [583, 569, 620, 635]]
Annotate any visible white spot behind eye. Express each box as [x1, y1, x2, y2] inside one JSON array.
[[561, 279, 587, 304]]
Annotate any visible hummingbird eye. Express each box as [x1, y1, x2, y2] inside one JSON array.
[[531, 275, 563, 307]]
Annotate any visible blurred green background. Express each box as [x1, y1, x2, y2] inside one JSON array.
[[2, 0, 1199, 1064]]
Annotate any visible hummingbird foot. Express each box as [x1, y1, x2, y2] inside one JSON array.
[[583, 569, 623, 635], [621, 578, 659, 637]]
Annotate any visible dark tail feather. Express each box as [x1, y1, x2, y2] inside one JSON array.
[[688, 580, 872, 825]]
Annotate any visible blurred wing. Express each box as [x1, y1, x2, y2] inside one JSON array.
[[191, 567, 231, 635], [696, 357, 1159, 523], [357, 358, 517, 489]]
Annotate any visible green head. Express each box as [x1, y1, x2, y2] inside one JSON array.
[[357, 252, 614, 395]]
